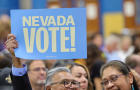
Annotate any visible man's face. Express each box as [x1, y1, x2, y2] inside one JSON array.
[[28, 60, 47, 85], [49, 71, 79, 90]]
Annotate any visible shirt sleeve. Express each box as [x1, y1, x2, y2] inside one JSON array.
[[12, 64, 27, 76]]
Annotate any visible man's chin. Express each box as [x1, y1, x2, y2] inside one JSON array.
[[36, 80, 46, 85], [109, 88, 120, 90]]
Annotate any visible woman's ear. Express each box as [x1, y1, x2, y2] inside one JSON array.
[[46, 86, 51, 90], [128, 72, 134, 84]]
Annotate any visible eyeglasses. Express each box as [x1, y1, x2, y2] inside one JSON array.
[[101, 74, 124, 86], [50, 79, 80, 88]]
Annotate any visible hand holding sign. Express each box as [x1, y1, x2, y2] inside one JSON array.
[[5, 34, 18, 55], [5, 34, 23, 68], [11, 8, 86, 60]]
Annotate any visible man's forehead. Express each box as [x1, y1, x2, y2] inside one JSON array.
[[30, 61, 45, 68]]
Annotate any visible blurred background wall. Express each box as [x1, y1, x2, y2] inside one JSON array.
[[0, 0, 139, 37]]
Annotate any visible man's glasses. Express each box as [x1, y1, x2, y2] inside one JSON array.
[[50, 79, 80, 88], [101, 74, 124, 86]]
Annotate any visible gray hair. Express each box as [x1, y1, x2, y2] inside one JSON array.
[[105, 34, 120, 46], [45, 67, 70, 86]]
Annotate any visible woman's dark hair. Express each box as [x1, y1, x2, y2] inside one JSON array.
[[87, 43, 103, 70], [66, 63, 93, 90], [100, 60, 139, 90], [90, 60, 105, 90]]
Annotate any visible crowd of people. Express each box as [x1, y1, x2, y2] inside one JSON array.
[[0, 14, 140, 90]]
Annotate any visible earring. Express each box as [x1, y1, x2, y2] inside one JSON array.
[[131, 84, 134, 90]]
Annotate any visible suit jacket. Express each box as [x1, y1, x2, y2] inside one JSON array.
[[10, 73, 32, 90], [0, 67, 13, 90]]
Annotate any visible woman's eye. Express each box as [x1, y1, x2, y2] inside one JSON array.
[[76, 75, 81, 78], [84, 74, 88, 79]]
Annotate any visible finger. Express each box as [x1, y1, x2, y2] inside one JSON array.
[[6, 38, 17, 44], [5, 37, 15, 45], [6, 42, 18, 49], [5, 39, 18, 48], [7, 34, 16, 40], [5, 40, 18, 52], [11, 40, 18, 46]]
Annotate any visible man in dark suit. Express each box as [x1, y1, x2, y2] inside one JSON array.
[[11, 71, 32, 90]]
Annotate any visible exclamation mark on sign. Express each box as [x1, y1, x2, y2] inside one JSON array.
[[70, 27, 76, 52]]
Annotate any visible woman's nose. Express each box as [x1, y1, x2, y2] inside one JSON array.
[[81, 76, 87, 83], [107, 81, 114, 89]]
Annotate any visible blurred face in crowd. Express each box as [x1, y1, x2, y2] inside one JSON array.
[[121, 37, 131, 52], [132, 55, 140, 75], [93, 34, 103, 48], [28, 60, 47, 85], [71, 66, 88, 90], [134, 37, 140, 47], [47, 71, 79, 90], [101, 66, 133, 90], [45, 60, 57, 69], [111, 42, 119, 51]]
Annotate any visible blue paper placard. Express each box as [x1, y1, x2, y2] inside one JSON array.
[[10, 8, 87, 60]]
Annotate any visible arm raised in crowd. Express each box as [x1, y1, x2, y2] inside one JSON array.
[[5, 34, 22, 68], [5, 34, 32, 90]]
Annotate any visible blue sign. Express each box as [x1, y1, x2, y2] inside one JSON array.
[[10, 8, 87, 60]]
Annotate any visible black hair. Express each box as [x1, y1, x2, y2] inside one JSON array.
[[90, 60, 105, 90]]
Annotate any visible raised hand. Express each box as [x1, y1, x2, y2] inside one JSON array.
[[5, 34, 23, 68], [5, 34, 18, 56]]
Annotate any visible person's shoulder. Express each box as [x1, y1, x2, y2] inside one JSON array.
[[0, 67, 12, 85], [0, 67, 11, 75]]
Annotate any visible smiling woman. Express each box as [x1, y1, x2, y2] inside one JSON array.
[[100, 60, 139, 90], [67, 63, 93, 90]]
